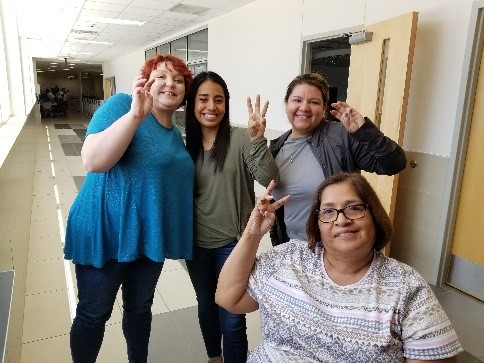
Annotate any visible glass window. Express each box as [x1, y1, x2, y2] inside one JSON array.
[[0, 18, 10, 126], [156, 43, 170, 55], [188, 29, 208, 64], [145, 47, 156, 59], [144, 28, 208, 67], [171, 37, 187, 61], [190, 63, 207, 76]]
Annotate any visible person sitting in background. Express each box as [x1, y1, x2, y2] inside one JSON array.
[[216, 172, 462, 362], [46, 88, 55, 101], [269, 73, 406, 246], [40, 90, 53, 118]]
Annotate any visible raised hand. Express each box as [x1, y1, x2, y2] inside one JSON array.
[[246, 180, 290, 237], [247, 94, 269, 140], [330, 101, 366, 133], [130, 75, 155, 123]]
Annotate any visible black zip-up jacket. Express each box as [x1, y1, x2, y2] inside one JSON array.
[[268, 118, 407, 246]]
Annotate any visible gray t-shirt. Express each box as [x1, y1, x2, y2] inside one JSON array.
[[272, 136, 324, 240]]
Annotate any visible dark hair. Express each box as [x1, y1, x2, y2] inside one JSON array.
[[185, 71, 231, 172], [140, 54, 193, 104], [306, 172, 393, 252], [284, 73, 330, 118]]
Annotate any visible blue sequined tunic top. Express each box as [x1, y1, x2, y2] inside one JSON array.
[[64, 93, 194, 268]]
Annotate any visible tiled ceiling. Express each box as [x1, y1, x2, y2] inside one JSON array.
[[17, 0, 255, 75]]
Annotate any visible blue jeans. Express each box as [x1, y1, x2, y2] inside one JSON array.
[[186, 241, 248, 363], [70, 256, 164, 363]]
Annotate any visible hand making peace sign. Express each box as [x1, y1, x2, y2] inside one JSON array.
[[247, 94, 269, 140]]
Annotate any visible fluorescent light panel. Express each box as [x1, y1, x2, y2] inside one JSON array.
[[82, 16, 145, 26], [68, 39, 113, 45]]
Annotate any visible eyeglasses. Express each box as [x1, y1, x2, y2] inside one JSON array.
[[317, 204, 368, 223]]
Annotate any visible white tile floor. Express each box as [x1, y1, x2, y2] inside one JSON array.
[[19, 112, 484, 363]]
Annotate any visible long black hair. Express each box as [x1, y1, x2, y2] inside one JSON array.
[[185, 71, 231, 172]]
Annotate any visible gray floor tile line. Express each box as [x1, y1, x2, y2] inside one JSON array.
[[22, 332, 70, 345]]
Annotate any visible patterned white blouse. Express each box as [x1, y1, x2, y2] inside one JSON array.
[[247, 240, 462, 362]]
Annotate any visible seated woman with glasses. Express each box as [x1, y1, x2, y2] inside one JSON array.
[[216, 172, 462, 362]]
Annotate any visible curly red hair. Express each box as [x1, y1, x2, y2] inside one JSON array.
[[140, 54, 193, 103]]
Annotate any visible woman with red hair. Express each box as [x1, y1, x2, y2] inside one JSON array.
[[65, 54, 194, 362]]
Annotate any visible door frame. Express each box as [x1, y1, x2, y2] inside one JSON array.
[[301, 26, 360, 75], [437, 0, 484, 284]]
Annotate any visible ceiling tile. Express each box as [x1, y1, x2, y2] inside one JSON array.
[[129, 0, 178, 11], [24, 0, 253, 72], [84, 0, 128, 12], [79, 9, 122, 19]]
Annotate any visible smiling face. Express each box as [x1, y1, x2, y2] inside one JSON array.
[[194, 80, 226, 131], [149, 61, 186, 112], [285, 83, 326, 137], [318, 181, 376, 258]]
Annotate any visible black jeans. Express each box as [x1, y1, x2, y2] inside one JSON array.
[[186, 241, 248, 363], [70, 256, 164, 363]]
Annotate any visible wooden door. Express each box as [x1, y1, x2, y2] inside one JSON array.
[[447, 41, 484, 301], [103, 78, 111, 100], [346, 12, 418, 254]]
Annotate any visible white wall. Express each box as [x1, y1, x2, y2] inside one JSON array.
[[208, 0, 304, 131], [102, 49, 145, 95], [301, 0, 475, 157], [0, 0, 25, 116], [103, 0, 476, 157]]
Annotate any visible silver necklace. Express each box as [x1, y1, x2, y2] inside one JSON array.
[[286, 140, 307, 163]]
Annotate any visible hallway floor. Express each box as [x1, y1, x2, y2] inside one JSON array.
[[20, 112, 266, 362], [19, 112, 484, 362]]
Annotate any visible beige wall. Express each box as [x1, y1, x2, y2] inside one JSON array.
[[0, 105, 39, 362], [390, 151, 449, 281]]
